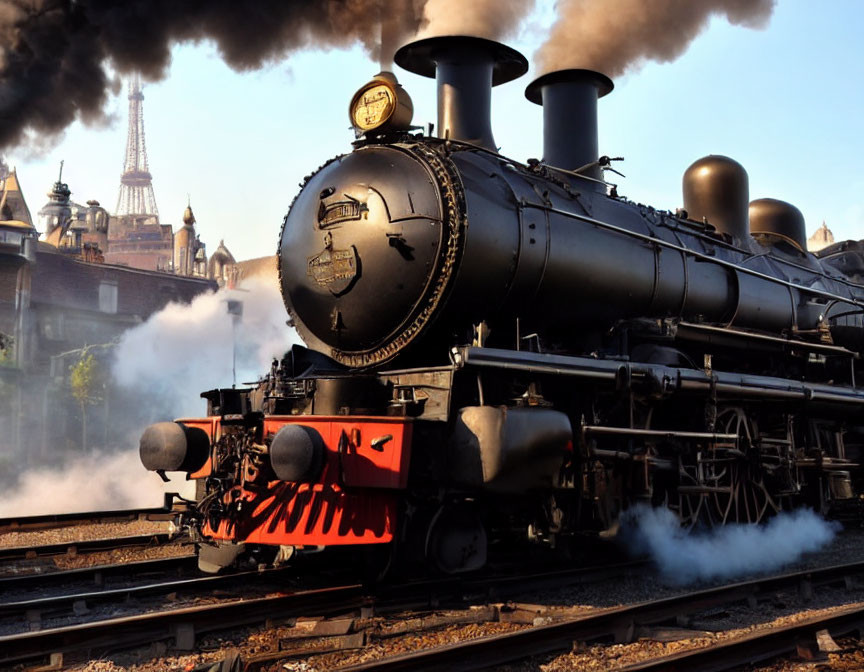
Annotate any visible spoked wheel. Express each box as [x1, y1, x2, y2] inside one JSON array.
[[678, 408, 780, 528], [676, 479, 708, 529]]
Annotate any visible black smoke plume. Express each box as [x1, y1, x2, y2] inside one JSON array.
[[0, 0, 427, 149], [0, 1, 774, 150]]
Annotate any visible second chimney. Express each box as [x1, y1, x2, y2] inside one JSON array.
[[395, 35, 527, 151], [525, 70, 613, 185]]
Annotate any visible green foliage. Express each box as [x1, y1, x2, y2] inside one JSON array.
[[69, 353, 102, 407], [69, 352, 104, 453], [0, 333, 13, 368]]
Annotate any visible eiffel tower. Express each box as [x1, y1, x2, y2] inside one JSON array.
[[116, 73, 159, 216]]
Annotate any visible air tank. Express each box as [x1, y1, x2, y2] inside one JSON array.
[[682, 155, 749, 242], [749, 198, 807, 253]]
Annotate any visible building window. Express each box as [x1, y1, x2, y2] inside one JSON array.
[[0, 231, 22, 246], [42, 312, 65, 341], [99, 281, 118, 314]]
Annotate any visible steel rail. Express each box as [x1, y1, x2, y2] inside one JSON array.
[[0, 495, 184, 534], [337, 559, 864, 671], [235, 559, 653, 671], [0, 584, 363, 667], [616, 603, 864, 671], [0, 557, 650, 668], [461, 559, 652, 600], [0, 532, 183, 562], [0, 565, 299, 622], [0, 555, 196, 594], [368, 559, 652, 613]]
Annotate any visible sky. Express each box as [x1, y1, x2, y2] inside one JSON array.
[[4, 0, 864, 262]]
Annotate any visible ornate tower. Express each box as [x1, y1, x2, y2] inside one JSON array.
[[174, 202, 205, 276], [116, 74, 159, 216]]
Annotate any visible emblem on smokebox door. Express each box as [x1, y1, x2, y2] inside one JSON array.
[[307, 245, 358, 295]]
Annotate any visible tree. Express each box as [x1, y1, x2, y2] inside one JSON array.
[[0, 332, 12, 367], [69, 352, 102, 452]]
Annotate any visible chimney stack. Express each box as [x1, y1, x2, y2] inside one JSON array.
[[395, 36, 527, 151], [525, 70, 613, 186]]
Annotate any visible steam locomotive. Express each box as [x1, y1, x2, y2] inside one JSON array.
[[140, 36, 864, 574]]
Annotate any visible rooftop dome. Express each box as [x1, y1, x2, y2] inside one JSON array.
[[182, 204, 196, 226], [39, 176, 72, 236], [84, 200, 109, 233], [207, 239, 236, 283], [211, 239, 235, 263]]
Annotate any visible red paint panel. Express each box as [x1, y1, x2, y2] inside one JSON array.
[[262, 416, 412, 490], [199, 415, 412, 546], [189, 457, 212, 480], [206, 482, 396, 545]]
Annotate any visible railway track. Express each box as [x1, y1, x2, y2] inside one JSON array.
[[256, 559, 864, 672], [0, 558, 649, 669], [0, 531, 185, 565], [0, 494, 185, 534], [0, 555, 197, 595], [613, 603, 864, 671], [10, 553, 861, 671], [0, 583, 363, 669], [0, 564, 302, 631]]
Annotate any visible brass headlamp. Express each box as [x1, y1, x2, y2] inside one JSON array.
[[349, 72, 413, 134]]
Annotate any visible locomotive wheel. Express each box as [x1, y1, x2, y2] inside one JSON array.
[[425, 503, 487, 574], [719, 408, 780, 524], [678, 408, 779, 527], [360, 543, 398, 585]]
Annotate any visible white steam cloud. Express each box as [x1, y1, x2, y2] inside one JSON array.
[[621, 505, 840, 584], [112, 276, 296, 418], [2, 278, 295, 516], [0, 450, 182, 516]]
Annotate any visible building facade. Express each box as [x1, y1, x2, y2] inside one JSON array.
[[808, 222, 835, 253], [104, 213, 174, 271], [0, 168, 217, 469], [173, 204, 207, 277]]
